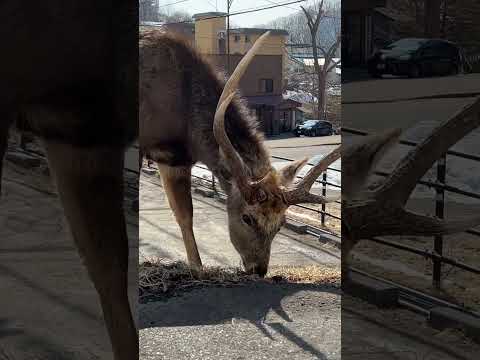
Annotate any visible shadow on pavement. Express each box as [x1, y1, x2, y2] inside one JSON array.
[[140, 282, 339, 359], [140, 282, 339, 328]]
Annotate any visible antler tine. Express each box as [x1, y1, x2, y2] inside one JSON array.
[[396, 210, 480, 237], [358, 209, 480, 239], [342, 128, 401, 199], [284, 146, 341, 205], [380, 96, 480, 206], [213, 31, 271, 197]]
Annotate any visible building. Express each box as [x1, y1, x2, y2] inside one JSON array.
[[289, 54, 341, 84], [146, 13, 298, 135], [342, 0, 392, 67], [192, 12, 301, 135]]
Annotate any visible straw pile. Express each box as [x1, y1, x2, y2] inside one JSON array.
[[139, 259, 340, 300]]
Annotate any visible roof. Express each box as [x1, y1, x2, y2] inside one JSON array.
[[193, 12, 227, 19], [231, 28, 288, 36], [245, 95, 300, 108], [140, 21, 164, 27]]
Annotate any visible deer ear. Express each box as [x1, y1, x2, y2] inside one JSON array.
[[278, 158, 309, 187]]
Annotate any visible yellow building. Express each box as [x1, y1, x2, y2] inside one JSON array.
[[159, 12, 298, 135], [192, 12, 288, 81]]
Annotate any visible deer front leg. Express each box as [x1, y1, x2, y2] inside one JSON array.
[[158, 164, 202, 268], [43, 142, 137, 360]]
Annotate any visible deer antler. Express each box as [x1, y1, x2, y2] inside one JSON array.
[[344, 96, 480, 240], [283, 146, 341, 205], [213, 31, 271, 198]]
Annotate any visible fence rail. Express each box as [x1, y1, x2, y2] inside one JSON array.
[[191, 154, 341, 233], [343, 127, 480, 288]]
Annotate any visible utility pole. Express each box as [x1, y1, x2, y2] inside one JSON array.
[[226, 0, 233, 74]]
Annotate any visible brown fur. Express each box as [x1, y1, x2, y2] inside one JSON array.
[[0, 2, 138, 359]]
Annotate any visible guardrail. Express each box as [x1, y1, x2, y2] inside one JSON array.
[[343, 127, 480, 289], [190, 154, 341, 235]]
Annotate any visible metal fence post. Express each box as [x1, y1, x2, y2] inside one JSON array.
[[212, 173, 216, 194], [321, 171, 327, 226], [433, 154, 446, 289]]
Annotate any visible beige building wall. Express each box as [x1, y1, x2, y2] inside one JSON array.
[[228, 33, 286, 56], [193, 13, 288, 91], [194, 15, 226, 54]]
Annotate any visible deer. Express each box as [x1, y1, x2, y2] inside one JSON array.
[[140, 30, 340, 277], [342, 95, 480, 283], [0, 2, 137, 359]]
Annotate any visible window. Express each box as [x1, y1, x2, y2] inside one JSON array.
[[258, 79, 274, 93], [245, 35, 251, 43], [234, 35, 240, 42], [218, 38, 226, 54]]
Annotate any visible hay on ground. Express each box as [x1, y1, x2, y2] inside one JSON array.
[[139, 259, 340, 299]]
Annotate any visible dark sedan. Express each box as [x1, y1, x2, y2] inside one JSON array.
[[293, 120, 333, 137], [368, 38, 463, 78]]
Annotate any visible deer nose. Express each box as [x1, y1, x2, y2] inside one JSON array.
[[256, 266, 268, 277]]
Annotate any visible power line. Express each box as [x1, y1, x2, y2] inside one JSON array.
[[205, 0, 217, 10], [158, 0, 190, 7], [262, 0, 301, 11], [162, 0, 307, 26]]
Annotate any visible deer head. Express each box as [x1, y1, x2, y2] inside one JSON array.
[[342, 96, 480, 262], [213, 32, 340, 276]]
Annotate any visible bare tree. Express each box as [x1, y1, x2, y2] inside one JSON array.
[[159, 8, 192, 23], [139, 0, 160, 22], [301, 0, 341, 119]]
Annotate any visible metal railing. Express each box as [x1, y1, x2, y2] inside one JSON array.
[[343, 127, 480, 289], [190, 154, 342, 234]]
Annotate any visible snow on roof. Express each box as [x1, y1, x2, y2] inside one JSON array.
[[298, 57, 341, 67], [140, 21, 164, 27]]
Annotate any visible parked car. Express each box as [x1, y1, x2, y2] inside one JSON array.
[[293, 120, 333, 137], [368, 38, 463, 78]]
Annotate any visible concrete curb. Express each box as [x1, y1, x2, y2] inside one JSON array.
[[193, 187, 215, 198], [429, 307, 480, 342], [344, 272, 399, 308], [284, 219, 308, 234], [142, 168, 157, 176], [318, 232, 341, 249]]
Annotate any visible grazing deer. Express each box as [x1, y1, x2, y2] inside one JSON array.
[[140, 31, 340, 276], [0, 2, 137, 359], [342, 96, 480, 281]]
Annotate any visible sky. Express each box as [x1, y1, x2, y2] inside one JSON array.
[[160, 0, 320, 27]]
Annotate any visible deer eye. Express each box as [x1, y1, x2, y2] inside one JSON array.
[[256, 189, 267, 203], [242, 214, 254, 227]]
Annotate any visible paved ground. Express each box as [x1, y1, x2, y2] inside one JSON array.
[[140, 284, 341, 360], [342, 295, 480, 360], [343, 73, 480, 132], [0, 154, 138, 360]]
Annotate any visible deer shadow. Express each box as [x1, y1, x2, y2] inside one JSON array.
[[139, 280, 340, 359]]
